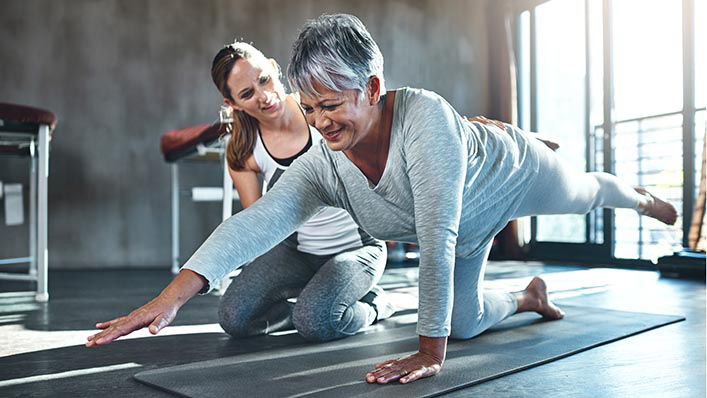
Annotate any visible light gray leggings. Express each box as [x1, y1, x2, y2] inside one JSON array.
[[218, 240, 386, 342], [450, 138, 645, 340]]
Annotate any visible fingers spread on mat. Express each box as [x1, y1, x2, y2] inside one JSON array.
[[365, 352, 442, 385], [86, 298, 178, 347]]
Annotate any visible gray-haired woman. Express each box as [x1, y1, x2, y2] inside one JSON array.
[[87, 13, 676, 386], [281, 14, 674, 384]]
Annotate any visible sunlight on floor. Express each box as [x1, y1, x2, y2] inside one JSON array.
[[0, 362, 141, 388], [0, 323, 224, 357]]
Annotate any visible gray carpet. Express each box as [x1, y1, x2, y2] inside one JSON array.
[[134, 305, 684, 397]]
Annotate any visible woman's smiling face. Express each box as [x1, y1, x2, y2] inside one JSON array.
[[299, 83, 379, 152], [225, 57, 286, 120]]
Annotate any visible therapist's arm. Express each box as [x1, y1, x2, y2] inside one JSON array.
[[229, 155, 262, 208]]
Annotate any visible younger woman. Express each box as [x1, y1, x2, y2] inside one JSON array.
[[210, 42, 394, 341]]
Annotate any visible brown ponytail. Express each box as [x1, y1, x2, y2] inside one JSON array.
[[210, 42, 266, 171]]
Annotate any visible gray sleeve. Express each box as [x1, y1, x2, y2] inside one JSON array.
[[182, 151, 330, 292], [403, 92, 469, 337]]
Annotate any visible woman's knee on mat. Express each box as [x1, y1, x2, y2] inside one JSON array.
[[449, 311, 485, 340], [217, 277, 260, 337], [218, 302, 252, 338], [292, 301, 336, 341], [292, 297, 359, 342]]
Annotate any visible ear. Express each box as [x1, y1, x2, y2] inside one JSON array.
[[366, 76, 382, 106], [224, 97, 242, 112]]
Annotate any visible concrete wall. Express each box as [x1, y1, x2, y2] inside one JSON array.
[[0, 0, 490, 268]]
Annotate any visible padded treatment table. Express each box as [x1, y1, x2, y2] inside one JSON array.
[[135, 305, 684, 397], [161, 124, 224, 163], [161, 123, 237, 275], [0, 102, 56, 302]]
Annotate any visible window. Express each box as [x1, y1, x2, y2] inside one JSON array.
[[516, 0, 705, 262]]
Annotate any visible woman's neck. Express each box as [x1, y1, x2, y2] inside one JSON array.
[[257, 95, 303, 136], [345, 93, 392, 164], [344, 92, 395, 185]]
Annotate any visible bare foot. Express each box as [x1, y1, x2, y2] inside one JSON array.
[[634, 187, 678, 225], [514, 277, 565, 320]]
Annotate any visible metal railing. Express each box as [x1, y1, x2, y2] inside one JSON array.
[[594, 107, 706, 260]]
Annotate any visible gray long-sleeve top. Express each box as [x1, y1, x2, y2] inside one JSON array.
[[183, 87, 540, 337]]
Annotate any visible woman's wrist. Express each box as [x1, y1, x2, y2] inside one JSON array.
[[419, 335, 448, 364], [160, 269, 208, 308]]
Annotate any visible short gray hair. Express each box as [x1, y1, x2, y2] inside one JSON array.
[[287, 14, 385, 98]]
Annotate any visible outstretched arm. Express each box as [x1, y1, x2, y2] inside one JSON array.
[[86, 269, 206, 347], [182, 155, 329, 292], [87, 151, 330, 346]]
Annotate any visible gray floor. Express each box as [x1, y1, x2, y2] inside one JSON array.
[[0, 263, 704, 397]]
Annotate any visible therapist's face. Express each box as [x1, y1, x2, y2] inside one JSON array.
[[224, 57, 286, 121]]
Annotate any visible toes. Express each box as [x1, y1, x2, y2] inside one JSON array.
[[550, 305, 565, 319], [542, 304, 563, 320]]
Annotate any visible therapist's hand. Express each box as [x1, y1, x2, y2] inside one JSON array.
[[467, 115, 506, 131], [534, 133, 560, 151], [366, 335, 447, 384], [86, 269, 206, 347], [467, 115, 560, 151]]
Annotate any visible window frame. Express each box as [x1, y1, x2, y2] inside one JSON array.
[[513, 0, 702, 265]]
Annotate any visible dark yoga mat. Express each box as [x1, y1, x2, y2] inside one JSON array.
[[134, 305, 683, 397]]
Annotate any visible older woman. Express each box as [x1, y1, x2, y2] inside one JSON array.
[[283, 14, 675, 384], [87, 14, 677, 386]]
